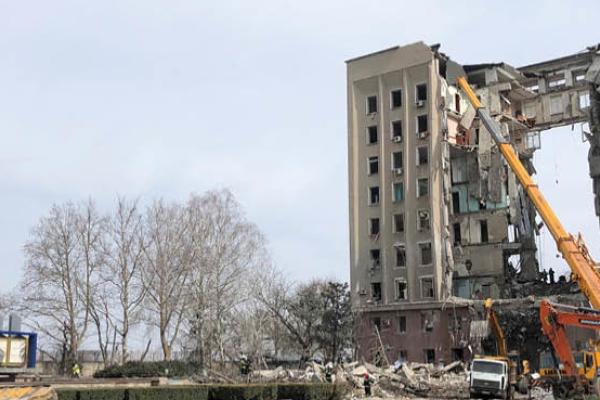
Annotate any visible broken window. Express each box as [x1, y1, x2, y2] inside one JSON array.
[[424, 349, 435, 363], [526, 83, 539, 93], [370, 249, 381, 268], [421, 311, 434, 332], [417, 146, 428, 165], [417, 178, 429, 198], [367, 125, 378, 144], [369, 186, 380, 205], [391, 89, 402, 108], [416, 83, 427, 102], [523, 101, 536, 118], [398, 316, 407, 333], [394, 245, 406, 267], [367, 95, 377, 114], [393, 213, 404, 233], [453, 223, 461, 245], [419, 242, 432, 265], [421, 278, 434, 299], [393, 182, 404, 202], [417, 210, 430, 231], [392, 151, 403, 170], [395, 279, 407, 300], [480, 220, 488, 243], [372, 316, 382, 331], [398, 349, 408, 361], [548, 73, 566, 89], [580, 92, 591, 109], [574, 70, 586, 83], [369, 218, 380, 236], [368, 156, 379, 175], [481, 283, 492, 298], [371, 283, 382, 302], [452, 348, 464, 362], [417, 115, 428, 136], [550, 96, 563, 115], [391, 120, 403, 141], [452, 192, 461, 214]]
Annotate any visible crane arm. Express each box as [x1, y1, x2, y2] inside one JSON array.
[[457, 77, 600, 311]]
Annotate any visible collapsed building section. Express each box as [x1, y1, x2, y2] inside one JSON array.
[[346, 42, 600, 365]]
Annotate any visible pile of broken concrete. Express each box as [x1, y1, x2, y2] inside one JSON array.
[[252, 360, 468, 399]]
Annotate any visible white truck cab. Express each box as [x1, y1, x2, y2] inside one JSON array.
[[470, 358, 511, 399]]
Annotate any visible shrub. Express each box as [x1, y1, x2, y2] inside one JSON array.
[[94, 361, 203, 378], [128, 386, 209, 400], [208, 384, 277, 400], [276, 383, 347, 400], [56, 389, 79, 400], [78, 389, 127, 400]]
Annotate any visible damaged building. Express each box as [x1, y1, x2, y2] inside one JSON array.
[[346, 42, 600, 365]]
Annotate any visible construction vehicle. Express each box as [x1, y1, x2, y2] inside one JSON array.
[[469, 299, 528, 399], [0, 329, 38, 381], [458, 76, 600, 397], [539, 347, 599, 383]]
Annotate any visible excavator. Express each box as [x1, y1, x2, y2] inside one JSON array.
[[457, 76, 600, 398]]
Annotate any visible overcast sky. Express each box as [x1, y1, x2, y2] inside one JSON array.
[[0, 1, 598, 290]]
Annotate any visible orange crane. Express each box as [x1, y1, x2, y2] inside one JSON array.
[[457, 76, 600, 396]]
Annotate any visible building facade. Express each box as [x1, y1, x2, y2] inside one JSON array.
[[347, 42, 600, 365]]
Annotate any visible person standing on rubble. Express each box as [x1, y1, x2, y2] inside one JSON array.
[[541, 269, 548, 283], [549, 267, 555, 284], [363, 372, 372, 396]]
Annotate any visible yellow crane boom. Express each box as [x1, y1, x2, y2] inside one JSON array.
[[457, 77, 600, 310]]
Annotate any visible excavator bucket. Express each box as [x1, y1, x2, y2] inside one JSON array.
[[0, 386, 57, 400]]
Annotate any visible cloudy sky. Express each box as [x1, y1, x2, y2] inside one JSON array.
[[0, 1, 598, 290]]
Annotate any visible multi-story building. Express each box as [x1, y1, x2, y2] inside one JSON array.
[[347, 42, 600, 365]]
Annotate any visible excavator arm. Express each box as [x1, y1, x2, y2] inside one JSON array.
[[484, 298, 508, 358], [457, 77, 600, 383], [540, 299, 600, 377]]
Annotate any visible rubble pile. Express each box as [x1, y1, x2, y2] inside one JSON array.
[[252, 361, 468, 399]]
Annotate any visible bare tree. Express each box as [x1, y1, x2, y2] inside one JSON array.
[[102, 197, 147, 363], [20, 201, 104, 369], [142, 200, 191, 360]]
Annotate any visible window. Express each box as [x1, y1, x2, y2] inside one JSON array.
[[367, 126, 378, 144], [453, 223, 461, 245], [580, 92, 591, 109], [367, 95, 378, 114], [417, 146, 428, 165], [372, 316, 382, 331], [452, 348, 464, 361], [417, 210, 430, 231], [394, 245, 406, 267], [417, 115, 428, 135], [392, 151, 403, 170], [391, 120, 403, 141], [421, 311, 434, 331], [417, 178, 429, 198], [416, 83, 427, 102], [398, 349, 408, 361], [391, 89, 402, 108], [454, 93, 461, 114], [393, 182, 404, 202], [574, 70, 586, 83], [369, 186, 380, 205], [451, 157, 466, 183], [398, 316, 407, 333], [395, 279, 407, 300], [369, 218, 380, 236], [526, 131, 541, 150], [452, 192, 460, 214], [371, 283, 382, 302], [526, 83, 539, 93], [370, 249, 380, 268], [424, 349, 435, 363], [421, 278, 434, 298], [419, 242, 432, 265], [480, 220, 488, 243], [548, 74, 566, 89], [481, 283, 492, 298], [550, 96, 563, 115], [368, 156, 379, 175], [393, 213, 404, 233], [523, 101, 536, 118]]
